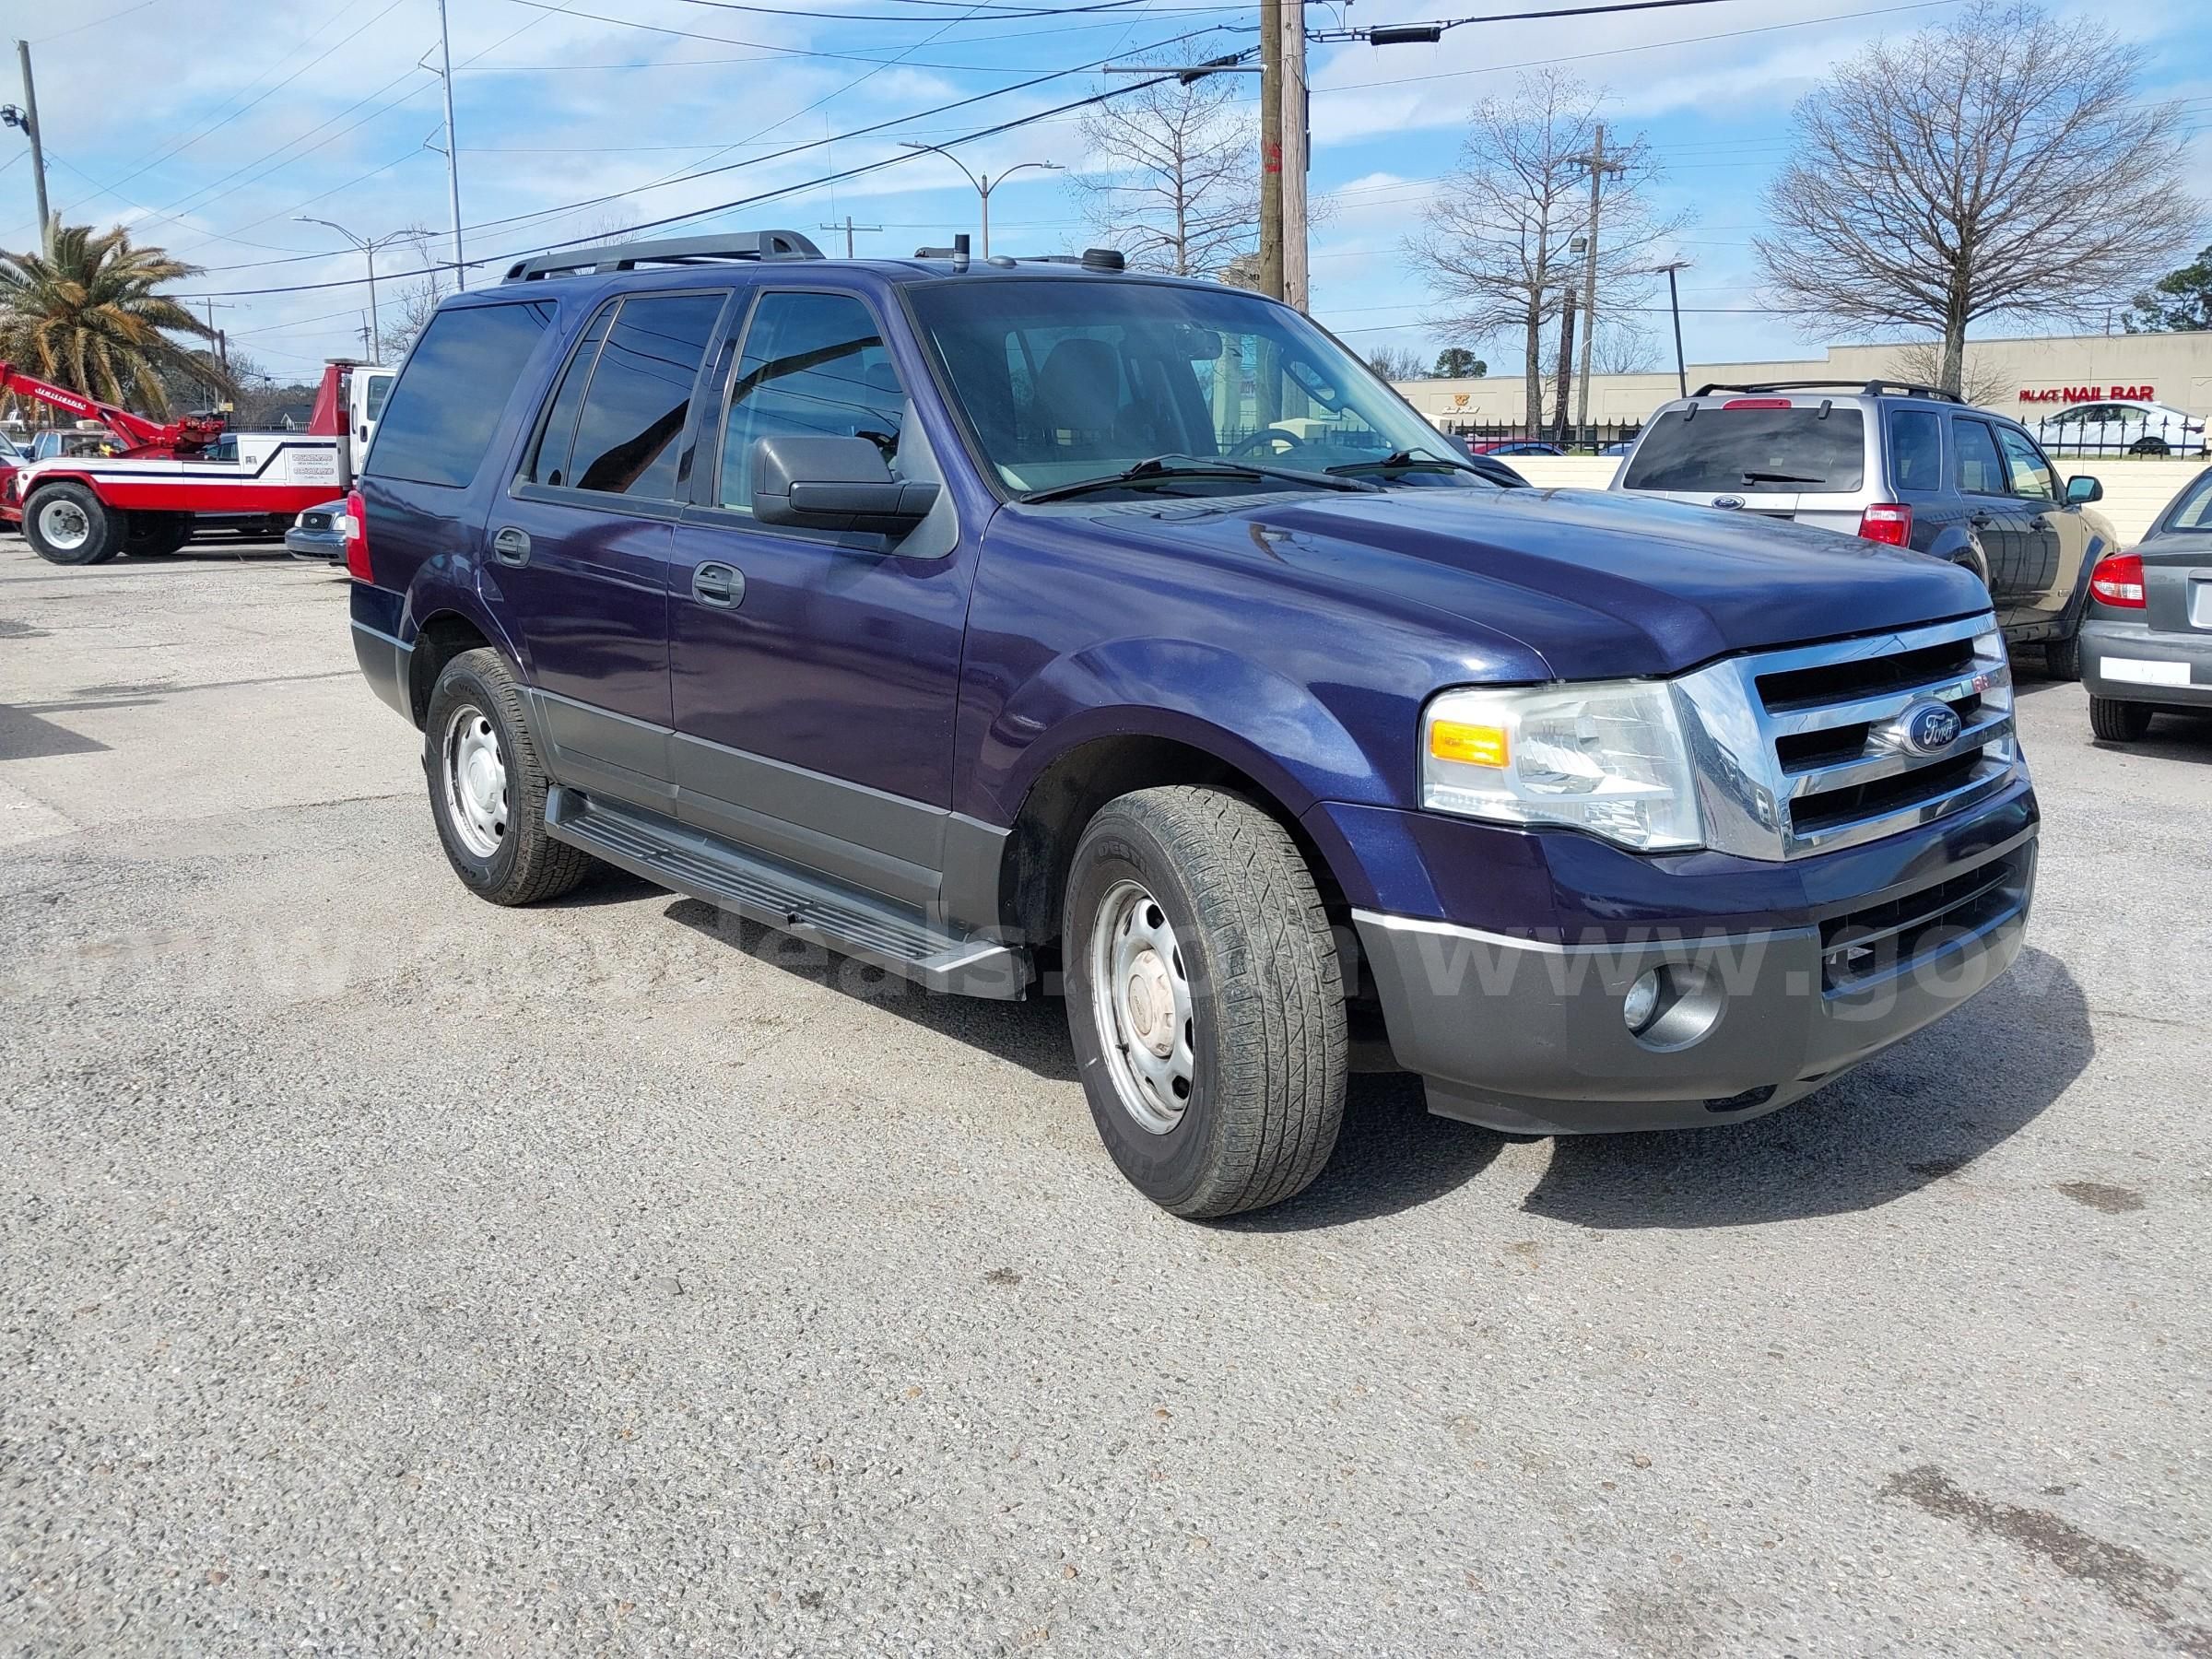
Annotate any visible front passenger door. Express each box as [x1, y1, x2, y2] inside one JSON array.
[[1993, 423, 2093, 635]]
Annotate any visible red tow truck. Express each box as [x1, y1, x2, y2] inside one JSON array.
[[1, 360, 382, 565]]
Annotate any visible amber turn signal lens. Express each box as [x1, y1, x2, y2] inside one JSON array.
[[1430, 719, 1509, 768]]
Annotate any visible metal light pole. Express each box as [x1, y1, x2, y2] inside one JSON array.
[[1654, 259, 1691, 398], [435, 0, 465, 288], [295, 218, 407, 356], [899, 144, 1062, 259]]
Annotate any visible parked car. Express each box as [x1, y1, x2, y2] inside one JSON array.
[[1472, 438, 1565, 456], [1611, 381, 2116, 678], [2078, 465, 2212, 741], [2031, 398, 2206, 459], [286, 500, 347, 561], [347, 232, 2035, 1219]]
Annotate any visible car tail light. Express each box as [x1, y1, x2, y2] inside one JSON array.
[[341, 488, 371, 582], [1722, 397, 1793, 409], [1857, 502, 1912, 547], [2089, 551, 2146, 608]]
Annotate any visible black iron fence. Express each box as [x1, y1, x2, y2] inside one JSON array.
[[2021, 410, 2208, 459], [1441, 420, 1646, 458]]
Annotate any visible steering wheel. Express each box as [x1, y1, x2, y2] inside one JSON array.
[[1230, 427, 1319, 461]]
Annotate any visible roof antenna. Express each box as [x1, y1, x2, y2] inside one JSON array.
[[951, 232, 970, 274]]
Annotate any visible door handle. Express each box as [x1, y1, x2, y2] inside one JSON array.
[[491, 525, 532, 566], [1969, 513, 1995, 530], [691, 560, 745, 608]]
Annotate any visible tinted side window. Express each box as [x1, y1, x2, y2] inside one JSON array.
[[368, 301, 555, 488], [2166, 472, 2212, 532], [1952, 418, 2006, 495], [528, 305, 614, 488], [1888, 407, 1944, 494], [1994, 426, 2056, 501], [565, 292, 726, 500], [718, 292, 907, 512]]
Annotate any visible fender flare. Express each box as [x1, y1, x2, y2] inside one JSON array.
[[1923, 523, 1989, 590]]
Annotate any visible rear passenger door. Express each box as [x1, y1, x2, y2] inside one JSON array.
[[493, 288, 732, 810]]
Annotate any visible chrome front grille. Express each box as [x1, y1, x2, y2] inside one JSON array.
[[1675, 615, 2019, 861]]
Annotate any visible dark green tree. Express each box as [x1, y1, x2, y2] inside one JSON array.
[[1433, 347, 1485, 378], [2124, 246, 2212, 333]]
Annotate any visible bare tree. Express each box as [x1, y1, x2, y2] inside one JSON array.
[[375, 229, 453, 362], [1408, 72, 1681, 429], [1756, 1, 2202, 396], [1588, 320, 1658, 377], [1072, 59, 1256, 277], [1885, 339, 2011, 407], [1366, 344, 1429, 382]]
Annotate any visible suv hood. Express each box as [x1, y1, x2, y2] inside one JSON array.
[[1116, 486, 1991, 680]]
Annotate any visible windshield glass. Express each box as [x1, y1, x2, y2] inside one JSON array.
[[907, 276, 1478, 496]]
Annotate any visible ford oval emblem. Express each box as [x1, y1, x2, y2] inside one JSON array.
[[1895, 699, 1964, 756], [1712, 495, 1746, 510]]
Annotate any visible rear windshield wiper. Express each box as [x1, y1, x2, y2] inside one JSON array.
[[1738, 470, 1827, 485], [1326, 448, 1489, 479], [1018, 453, 1379, 504]]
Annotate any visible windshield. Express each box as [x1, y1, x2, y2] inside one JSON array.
[[907, 277, 1480, 497]]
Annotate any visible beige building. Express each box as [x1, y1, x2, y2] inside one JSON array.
[[1391, 328, 2212, 429]]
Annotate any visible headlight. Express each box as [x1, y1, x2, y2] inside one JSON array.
[[1421, 680, 1703, 851]]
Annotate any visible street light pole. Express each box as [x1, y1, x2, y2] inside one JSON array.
[[1654, 259, 1691, 398], [7, 40, 48, 243], [899, 144, 1063, 259], [296, 218, 407, 358], [435, 0, 465, 288]]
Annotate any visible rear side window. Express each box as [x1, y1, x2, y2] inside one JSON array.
[[563, 292, 727, 500], [1952, 418, 2006, 495], [2163, 472, 2212, 532], [368, 301, 554, 488], [1620, 406, 1865, 493], [529, 306, 615, 488], [1887, 407, 1944, 494]]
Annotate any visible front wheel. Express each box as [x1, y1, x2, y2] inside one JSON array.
[[24, 483, 124, 565], [422, 648, 595, 905], [2089, 696, 2153, 743], [1063, 785, 1347, 1219]]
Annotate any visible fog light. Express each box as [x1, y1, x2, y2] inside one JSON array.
[[1623, 968, 1663, 1034]]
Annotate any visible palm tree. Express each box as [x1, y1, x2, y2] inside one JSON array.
[[0, 221, 229, 414]]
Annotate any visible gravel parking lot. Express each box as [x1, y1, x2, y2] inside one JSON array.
[[4, 536, 2208, 1656]]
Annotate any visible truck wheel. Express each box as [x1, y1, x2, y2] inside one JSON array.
[[24, 483, 124, 565], [422, 648, 594, 905], [1063, 785, 1347, 1219], [2043, 631, 2081, 682], [124, 512, 194, 558], [2089, 696, 2152, 743]]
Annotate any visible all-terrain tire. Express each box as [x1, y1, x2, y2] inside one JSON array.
[[422, 647, 595, 905], [1063, 784, 1347, 1219], [23, 482, 124, 566], [2088, 696, 2153, 743]]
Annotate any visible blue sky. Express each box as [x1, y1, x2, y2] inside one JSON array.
[[4, 0, 2206, 385]]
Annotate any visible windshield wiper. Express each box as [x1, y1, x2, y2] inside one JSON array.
[[1326, 447, 1488, 479], [1739, 470, 1826, 485], [1018, 453, 1379, 504]]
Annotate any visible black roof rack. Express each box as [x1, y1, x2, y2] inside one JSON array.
[[1690, 379, 1964, 405], [502, 229, 824, 282]]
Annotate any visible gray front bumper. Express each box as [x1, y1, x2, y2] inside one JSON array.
[[2081, 618, 2212, 708], [1355, 841, 2033, 1135]]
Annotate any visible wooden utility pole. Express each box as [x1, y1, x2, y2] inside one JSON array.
[[1568, 125, 1626, 433], [818, 216, 880, 258], [1277, 0, 1309, 312], [1259, 0, 1285, 301], [11, 40, 48, 242]]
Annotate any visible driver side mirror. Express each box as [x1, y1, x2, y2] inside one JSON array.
[[751, 435, 938, 535], [2065, 475, 2102, 505]]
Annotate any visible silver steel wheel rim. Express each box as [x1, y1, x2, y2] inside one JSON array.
[[441, 704, 508, 859], [38, 499, 90, 552], [1089, 878, 1196, 1135]]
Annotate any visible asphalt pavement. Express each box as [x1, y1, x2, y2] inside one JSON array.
[[3, 536, 2207, 1656]]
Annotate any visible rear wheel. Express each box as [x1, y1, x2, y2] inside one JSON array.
[[124, 512, 194, 559], [24, 483, 124, 565], [2089, 696, 2153, 742], [422, 648, 594, 905], [2043, 631, 2081, 682], [1062, 785, 1347, 1219]]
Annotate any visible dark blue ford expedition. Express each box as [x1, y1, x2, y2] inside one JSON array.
[[347, 229, 2036, 1218]]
